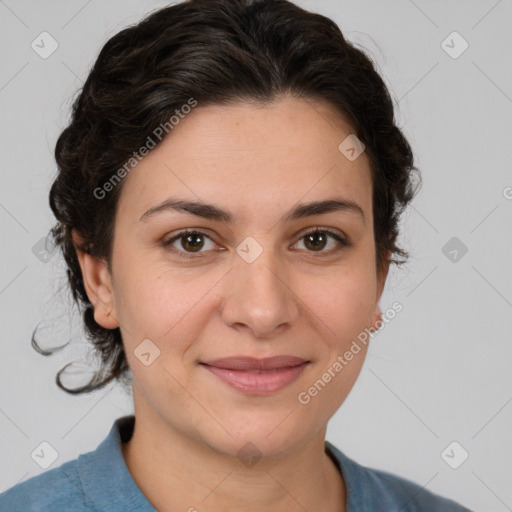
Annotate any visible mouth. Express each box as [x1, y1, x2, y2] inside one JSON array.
[[199, 356, 310, 395]]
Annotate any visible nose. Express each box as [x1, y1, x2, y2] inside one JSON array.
[[220, 245, 300, 339]]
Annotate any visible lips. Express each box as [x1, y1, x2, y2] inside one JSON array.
[[199, 356, 310, 395], [200, 355, 309, 372]]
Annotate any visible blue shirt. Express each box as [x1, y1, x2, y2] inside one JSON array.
[[0, 415, 472, 511]]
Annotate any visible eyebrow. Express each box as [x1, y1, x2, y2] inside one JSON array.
[[139, 197, 365, 225]]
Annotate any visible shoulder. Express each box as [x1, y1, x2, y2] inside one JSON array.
[[0, 415, 153, 512], [362, 465, 472, 511], [325, 441, 473, 512], [0, 458, 96, 512]]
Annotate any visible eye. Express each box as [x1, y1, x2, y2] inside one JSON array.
[[292, 228, 348, 254], [162, 230, 217, 258], [162, 227, 349, 260]]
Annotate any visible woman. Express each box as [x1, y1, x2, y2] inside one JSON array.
[[0, 0, 472, 510]]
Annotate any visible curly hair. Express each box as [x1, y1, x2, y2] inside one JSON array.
[[33, 0, 420, 394]]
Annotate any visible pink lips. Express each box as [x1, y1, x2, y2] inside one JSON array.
[[200, 356, 310, 395]]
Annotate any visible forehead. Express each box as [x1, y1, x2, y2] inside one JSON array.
[[117, 96, 372, 224]]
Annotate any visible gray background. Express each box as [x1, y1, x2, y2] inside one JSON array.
[[1, 1, 511, 510]]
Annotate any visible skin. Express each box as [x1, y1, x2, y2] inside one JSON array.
[[74, 95, 389, 512]]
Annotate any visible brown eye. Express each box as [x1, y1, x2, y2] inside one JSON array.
[[304, 231, 328, 251], [294, 228, 348, 254], [163, 230, 216, 258], [180, 233, 205, 252]]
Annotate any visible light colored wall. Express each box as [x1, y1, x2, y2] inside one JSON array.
[[1, 1, 510, 510]]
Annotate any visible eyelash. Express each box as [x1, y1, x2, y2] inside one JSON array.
[[162, 228, 349, 260]]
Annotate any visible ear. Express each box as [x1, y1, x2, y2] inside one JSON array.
[[369, 249, 391, 332], [72, 230, 119, 330]]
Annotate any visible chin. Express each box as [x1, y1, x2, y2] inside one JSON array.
[[198, 414, 311, 461]]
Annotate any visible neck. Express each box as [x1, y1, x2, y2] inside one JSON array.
[[121, 403, 346, 512]]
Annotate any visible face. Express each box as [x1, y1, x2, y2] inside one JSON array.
[[79, 96, 388, 459]]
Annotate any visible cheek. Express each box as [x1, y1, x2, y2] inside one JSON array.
[[303, 263, 377, 347], [296, 274, 374, 418], [329, 282, 375, 340], [112, 228, 377, 339], [112, 256, 221, 354]]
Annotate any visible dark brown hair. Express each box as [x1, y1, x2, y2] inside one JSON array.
[[33, 0, 420, 394]]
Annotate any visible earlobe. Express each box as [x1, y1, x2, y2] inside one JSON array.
[[72, 230, 119, 330], [369, 304, 383, 334], [376, 249, 391, 301], [370, 249, 391, 334]]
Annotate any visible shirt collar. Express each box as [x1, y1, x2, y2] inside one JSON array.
[[77, 415, 370, 512], [77, 415, 156, 511], [325, 439, 372, 511]]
